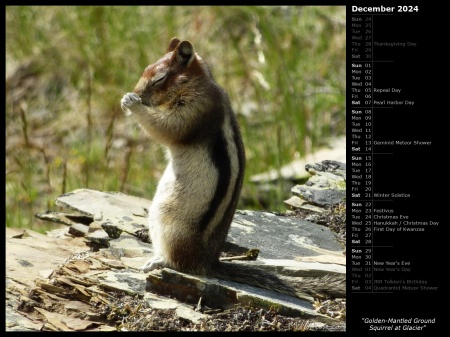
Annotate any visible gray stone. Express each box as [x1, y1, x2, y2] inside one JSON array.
[[5, 227, 88, 287], [146, 268, 336, 323], [101, 215, 148, 238], [247, 259, 345, 277], [35, 211, 93, 227], [228, 211, 344, 260], [11, 180, 346, 330], [144, 292, 180, 310], [97, 270, 148, 296], [144, 293, 208, 324], [109, 233, 154, 259], [175, 306, 208, 325], [292, 186, 345, 206], [6, 305, 44, 331], [69, 223, 89, 237], [84, 228, 112, 246], [56, 188, 150, 219], [42, 189, 345, 264], [284, 160, 346, 210]]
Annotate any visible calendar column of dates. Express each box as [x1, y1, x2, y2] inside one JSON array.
[[349, 13, 374, 293], [347, 5, 442, 333]]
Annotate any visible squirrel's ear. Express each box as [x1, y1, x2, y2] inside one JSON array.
[[176, 41, 195, 66], [167, 37, 180, 52]]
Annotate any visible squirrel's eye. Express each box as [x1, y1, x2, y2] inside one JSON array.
[[152, 74, 167, 87]]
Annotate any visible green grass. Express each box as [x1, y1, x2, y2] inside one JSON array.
[[6, 6, 346, 232]]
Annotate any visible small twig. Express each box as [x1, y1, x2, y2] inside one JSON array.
[[220, 249, 260, 262], [196, 297, 202, 312]]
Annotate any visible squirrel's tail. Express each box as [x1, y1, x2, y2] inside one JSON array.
[[287, 273, 346, 299], [209, 261, 346, 301]]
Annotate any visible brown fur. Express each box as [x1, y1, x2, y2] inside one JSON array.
[[121, 37, 345, 300]]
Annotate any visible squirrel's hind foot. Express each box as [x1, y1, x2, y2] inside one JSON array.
[[141, 256, 165, 273]]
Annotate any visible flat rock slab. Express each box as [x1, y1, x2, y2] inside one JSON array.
[[229, 210, 344, 260], [5, 227, 88, 288], [8, 181, 347, 331], [39, 189, 151, 243], [45, 189, 344, 263], [285, 160, 346, 209], [56, 189, 150, 219], [98, 270, 149, 296], [109, 233, 154, 259], [36, 189, 345, 279], [146, 269, 335, 323], [144, 293, 208, 324], [253, 259, 345, 277]]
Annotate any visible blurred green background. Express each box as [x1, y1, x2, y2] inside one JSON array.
[[6, 6, 346, 232]]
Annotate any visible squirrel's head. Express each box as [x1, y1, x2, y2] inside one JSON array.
[[133, 37, 214, 109]]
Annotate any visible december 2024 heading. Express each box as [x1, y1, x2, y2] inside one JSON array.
[[352, 6, 419, 13]]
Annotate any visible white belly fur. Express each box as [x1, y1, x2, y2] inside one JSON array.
[[148, 145, 219, 260]]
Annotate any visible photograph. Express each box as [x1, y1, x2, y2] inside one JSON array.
[[6, 5, 347, 332]]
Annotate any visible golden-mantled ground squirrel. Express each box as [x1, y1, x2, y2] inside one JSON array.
[[121, 37, 345, 300]]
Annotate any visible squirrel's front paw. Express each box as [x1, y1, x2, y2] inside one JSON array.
[[121, 92, 142, 114]]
